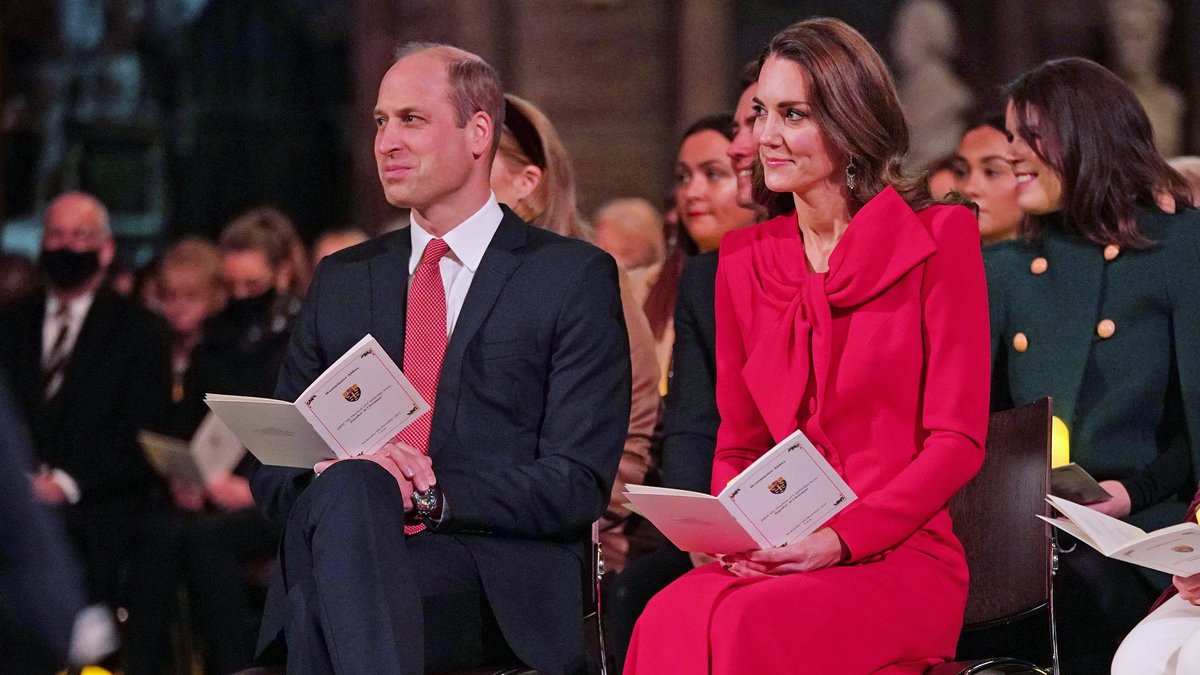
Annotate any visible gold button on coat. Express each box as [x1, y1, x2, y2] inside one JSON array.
[[1030, 257, 1048, 275], [1097, 319, 1116, 339], [1104, 244, 1120, 261], [1013, 332, 1029, 352]]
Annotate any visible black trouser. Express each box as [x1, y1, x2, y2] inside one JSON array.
[[274, 460, 514, 674], [1054, 540, 1161, 674], [602, 543, 692, 672]]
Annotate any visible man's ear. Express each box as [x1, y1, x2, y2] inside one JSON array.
[[470, 111, 494, 159], [99, 236, 116, 270]]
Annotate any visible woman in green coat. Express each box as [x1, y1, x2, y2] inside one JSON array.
[[986, 57, 1198, 673]]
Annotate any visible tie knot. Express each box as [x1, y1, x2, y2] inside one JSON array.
[[421, 239, 451, 267]]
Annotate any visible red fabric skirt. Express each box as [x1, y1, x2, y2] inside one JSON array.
[[624, 539, 967, 674]]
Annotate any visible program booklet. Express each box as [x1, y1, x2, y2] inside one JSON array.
[[1039, 494, 1200, 576], [138, 412, 245, 486], [1051, 463, 1113, 505], [623, 429, 856, 554], [204, 334, 429, 469]]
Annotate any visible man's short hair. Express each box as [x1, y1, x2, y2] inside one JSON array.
[[394, 42, 505, 157]]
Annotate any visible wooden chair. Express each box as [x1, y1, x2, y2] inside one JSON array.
[[927, 398, 1058, 675]]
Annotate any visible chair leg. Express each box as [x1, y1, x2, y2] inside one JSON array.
[[593, 541, 609, 675], [1048, 531, 1065, 675]]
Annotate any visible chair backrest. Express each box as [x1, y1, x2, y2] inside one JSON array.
[[949, 398, 1052, 627]]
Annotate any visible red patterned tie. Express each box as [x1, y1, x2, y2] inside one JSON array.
[[395, 238, 450, 535]]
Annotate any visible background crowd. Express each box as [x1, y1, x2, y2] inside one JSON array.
[[2, 2, 1200, 675]]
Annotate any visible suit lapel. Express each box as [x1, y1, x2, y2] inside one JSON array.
[[427, 212, 526, 457], [369, 230, 412, 370]]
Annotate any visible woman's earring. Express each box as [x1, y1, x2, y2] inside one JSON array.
[[845, 159, 858, 191]]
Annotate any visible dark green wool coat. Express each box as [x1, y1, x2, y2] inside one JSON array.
[[985, 206, 1200, 533]]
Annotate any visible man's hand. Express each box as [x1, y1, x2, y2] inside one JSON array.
[[314, 440, 434, 513], [1174, 573, 1200, 605], [720, 528, 845, 577], [1087, 480, 1132, 518], [30, 472, 67, 505], [206, 474, 255, 511], [170, 478, 206, 511]]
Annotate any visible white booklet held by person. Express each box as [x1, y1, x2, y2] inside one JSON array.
[[1039, 494, 1200, 576], [139, 411, 245, 486], [623, 429, 856, 554], [204, 334, 429, 469]]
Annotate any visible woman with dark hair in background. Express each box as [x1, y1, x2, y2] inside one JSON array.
[[987, 57, 1198, 672], [490, 93, 660, 572], [626, 18, 989, 673], [952, 115, 1023, 245], [641, 114, 760, 391]]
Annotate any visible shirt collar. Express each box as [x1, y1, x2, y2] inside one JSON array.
[[409, 193, 504, 275], [46, 291, 96, 322]]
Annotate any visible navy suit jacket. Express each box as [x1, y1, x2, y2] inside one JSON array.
[[251, 208, 631, 672], [659, 251, 719, 494]]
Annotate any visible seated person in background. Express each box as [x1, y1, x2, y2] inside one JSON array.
[[0, 373, 117, 674], [593, 198, 666, 309], [490, 92, 659, 572], [0, 252, 41, 308], [124, 238, 218, 674], [648, 111, 762, 392], [249, 43, 629, 673], [626, 19, 989, 673], [951, 115, 1024, 245], [0, 192, 167, 609], [926, 153, 959, 199], [1112, 483, 1200, 675], [987, 57, 1199, 672], [310, 227, 369, 272]]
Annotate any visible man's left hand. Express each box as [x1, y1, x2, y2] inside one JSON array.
[[721, 527, 846, 577], [31, 472, 67, 505]]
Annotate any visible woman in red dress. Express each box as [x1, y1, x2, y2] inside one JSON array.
[[624, 18, 991, 674]]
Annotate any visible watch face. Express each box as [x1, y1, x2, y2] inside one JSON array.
[[414, 487, 437, 513]]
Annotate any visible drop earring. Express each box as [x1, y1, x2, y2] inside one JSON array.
[[845, 159, 858, 191]]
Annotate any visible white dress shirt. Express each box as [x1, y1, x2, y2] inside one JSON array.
[[408, 194, 504, 337], [42, 292, 95, 368]]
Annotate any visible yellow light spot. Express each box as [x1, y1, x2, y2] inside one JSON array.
[[1051, 416, 1070, 468]]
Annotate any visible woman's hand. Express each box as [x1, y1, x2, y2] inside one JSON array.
[[1087, 480, 1132, 518], [1174, 573, 1200, 605], [720, 528, 846, 577]]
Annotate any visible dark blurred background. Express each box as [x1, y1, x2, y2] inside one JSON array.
[[3, 0, 1198, 266]]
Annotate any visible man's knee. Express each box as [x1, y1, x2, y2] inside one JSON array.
[[291, 460, 403, 531]]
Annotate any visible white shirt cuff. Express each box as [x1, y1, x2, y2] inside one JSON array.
[[49, 468, 82, 504]]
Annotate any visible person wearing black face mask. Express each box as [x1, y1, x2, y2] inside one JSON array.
[[0, 192, 169, 644], [159, 207, 299, 675]]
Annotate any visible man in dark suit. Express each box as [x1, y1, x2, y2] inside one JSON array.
[[0, 192, 167, 606], [250, 43, 629, 674]]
